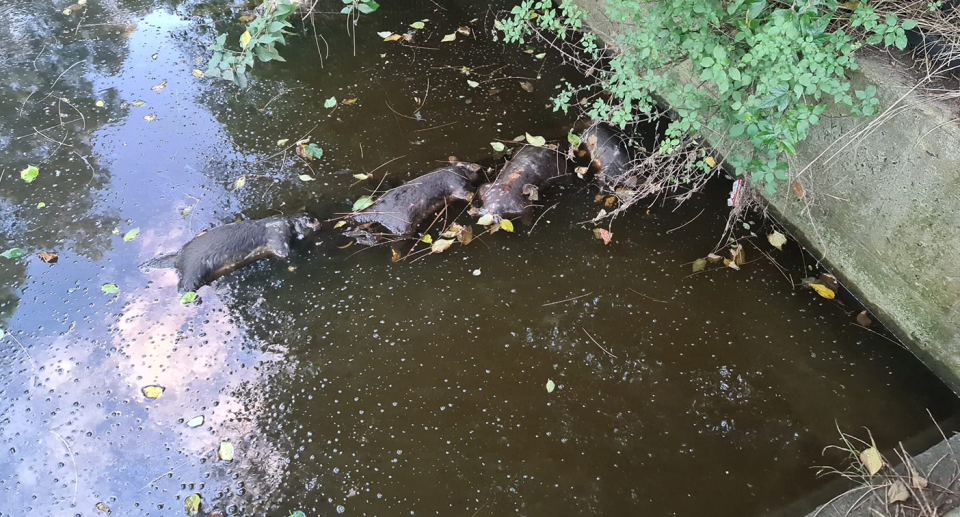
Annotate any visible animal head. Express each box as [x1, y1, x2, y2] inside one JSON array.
[[290, 213, 321, 238]]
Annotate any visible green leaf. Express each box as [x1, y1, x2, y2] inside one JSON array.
[[360, 0, 379, 13], [1, 248, 25, 259], [290, 512, 306, 517], [352, 196, 375, 212], [525, 133, 546, 146], [101, 283, 120, 294], [410, 21, 425, 29], [324, 97, 337, 108], [901, 19, 918, 31], [442, 33, 456, 42], [122, 227, 140, 242], [546, 379, 555, 393], [700, 56, 715, 68], [20, 166, 39, 183], [490, 142, 506, 152], [568, 132, 581, 146], [477, 214, 495, 226], [185, 494, 201, 516], [180, 291, 198, 304], [218, 441, 235, 461], [692, 258, 707, 272], [303, 143, 323, 159], [37, 202, 46, 208], [187, 415, 204, 427]]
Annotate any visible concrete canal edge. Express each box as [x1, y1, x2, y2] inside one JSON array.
[[566, 0, 960, 393]]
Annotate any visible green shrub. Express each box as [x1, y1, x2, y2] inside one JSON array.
[[501, 0, 917, 195]]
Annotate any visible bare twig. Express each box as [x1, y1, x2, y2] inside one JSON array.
[[542, 292, 593, 306], [581, 327, 617, 359]]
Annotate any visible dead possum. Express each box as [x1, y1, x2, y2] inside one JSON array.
[[348, 162, 481, 238], [472, 145, 569, 222], [579, 122, 635, 186], [142, 213, 320, 292]]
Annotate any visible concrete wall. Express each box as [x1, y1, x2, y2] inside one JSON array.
[[569, 0, 960, 391]]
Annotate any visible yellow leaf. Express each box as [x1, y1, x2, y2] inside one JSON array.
[[705, 156, 717, 167], [218, 441, 235, 461], [383, 34, 402, 42], [95, 100, 105, 107], [500, 219, 514, 232], [234, 176, 246, 190], [839, 1, 860, 9], [277, 139, 289, 146], [238, 15, 254, 22], [441, 33, 456, 42], [692, 258, 707, 272], [810, 283, 836, 300], [334, 221, 346, 229], [191, 69, 204, 78], [343, 98, 358, 105], [860, 446, 882, 476], [142, 385, 164, 399], [62, 8, 72, 14], [431, 239, 454, 253], [240, 30, 252, 48], [421, 234, 433, 244], [768, 230, 787, 250]]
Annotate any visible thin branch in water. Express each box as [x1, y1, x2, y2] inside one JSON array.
[[542, 292, 593, 307], [414, 78, 429, 115], [627, 287, 668, 303], [413, 121, 457, 133], [581, 327, 617, 359], [527, 201, 559, 236], [49, 431, 78, 505], [666, 208, 705, 234], [5, 332, 37, 388]]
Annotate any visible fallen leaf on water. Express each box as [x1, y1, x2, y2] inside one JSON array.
[[410, 21, 425, 29], [324, 97, 337, 108], [122, 227, 140, 242], [593, 209, 607, 222], [151, 53, 158, 60], [477, 214, 495, 226], [525, 133, 546, 147], [457, 225, 473, 245], [467, 80, 480, 88], [298, 143, 323, 160], [151, 79, 167, 91], [391, 249, 402, 262], [377, 31, 393, 38], [593, 228, 613, 245], [705, 156, 717, 167], [21, 166, 39, 183], [692, 258, 707, 272], [352, 173, 371, 181], [352, 196, 374, 212], [238, 15, 254, 22], [810, 283, 836, 300], [143, 114, 157, 122], [522, 184, 539, 201], [513, 134, 526, 142], [575, 166, 588, 178], [383, 34, 402, 42], [546, 379, 555, 393], [233, 176, 246, 190], [132, 100, 146, 107], [767, 230, 787, 250], [62, 8, 72, 15], [334, 221, 347, 229], [535, 53, 546, 59], [724, 258, 740, 270], [457, 26, 471, 35], [185, 493, 202, 516], [180, 291, 198, 304], [218, 441, 234, 461], [191, 69, 204, 78], [421, 234, 433, 244], [101, 283, 120, 294], [490, 142, 505, 152], [519, 81, 534, 92], [860, 445, 882, 475], [604, 196, 616, 207], [277, 139, 289, 146], [441, 33, 456, 42], [186, 415, 204, 427], [431, 239, 454, 253], [441, 224, 462, 239], [299, 175, 315, 182], [706, 253, 724, 263], [500, 219, 515, 232], [96, 502, 110, 513], [37, 202, 46, 208], [856, 311, 872, 327], [38, 252, 58, 263], [95, 100, 105, 107], [343, 98, 358, 105], [887, 480, 908, 503], [730, 246, 745, 265], [142, 385, 164, 399]]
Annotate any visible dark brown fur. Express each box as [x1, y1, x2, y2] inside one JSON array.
[[473, 145, 569, 221], [580, 122, 635, 186]]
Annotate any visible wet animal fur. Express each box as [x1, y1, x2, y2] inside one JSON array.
[[142, 213, 319, 292], [580, 122, 635, 186], [349, 162, 481, 236], [473, 145, 569, 221]]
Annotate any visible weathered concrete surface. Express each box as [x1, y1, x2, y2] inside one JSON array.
[[570, 0, 960, 392]]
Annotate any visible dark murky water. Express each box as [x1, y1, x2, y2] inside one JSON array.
[[1, 1, 958, 516]]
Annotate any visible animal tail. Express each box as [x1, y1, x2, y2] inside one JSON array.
[[139, 252, 178, 271]]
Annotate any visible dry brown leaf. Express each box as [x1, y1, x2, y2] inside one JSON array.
[[592, 228, 613, 245], [594, 194, 604, 203], [706, 253, 724, 263], [819, 273, 839, 292], [909, 464, 928, 489], [887, 480, 909, 503], [38, 252, 58, 263], [726, 259, 740, 271], [343, 98, 358, 105], [391, 249, 402, 262], [730, 246, 745, 265], [604, 196, 616, 207], [856, 311, 872, 327], [457, 26, 471, 36], [519, 81, 534, 92], [792, 181, 804, 198], [456, 225, 473, 245], [860, 446, 883, 475], [238, 15, 254, 22]]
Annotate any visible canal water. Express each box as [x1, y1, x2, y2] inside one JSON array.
[[1, 0, 957, 516]]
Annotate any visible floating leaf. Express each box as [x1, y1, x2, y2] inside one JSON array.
[[887, 480, 908, 503], [442, 33, 456, 42], [500, 219, 514, 232], [535, 53, 546, 59], [37, 202, 46, 208], [324, 97, 337, 108], [143, 114, 157, 122], [377, 31, 393, 38], [568, 132, 581, 147], [234, 176, 247, 190], [290, 512, 306, 517], [353, 173, 371, 180], [132, 100, 147, 107], [180, 291, 198, 304], [604, 196, 616, 207], [20, 166, 39, 183], [767, 230, 787, 250], [277, 139, 289, 146], [101, 283, 120, 294], [343, 98, 358, 105], [151, 79, 167, 91], [95, 100, 105, 107], [704, 156, 717, 168], [1, 248, 25, 259], [706, 253, 723, 263], [62, 8, 71, 14], [352, 196, 374, 212], [476, 214, 494, 226], [490, 142, 505, 152], [96, 502, 110, 513], [546, 379, 555, 393], [692, 258, 707, 272], [810, 283, 836, 300], [38, 252, 58, 263], [421, 234, 433, 244], [730, 246, 745, 265], [240, 30, 252, 48], [122, 227, 140, 242], [298, 143, 323, 160], [592, 228, 612, 245], [525, 133, 546, 147], [466, 80, 480, 88], [457, 225, 473, 245], [334, 221, 347, 229], [519, 81, 534, 92], [391, 248, 402, 262], [218, 441, 235, 461], [185, 493, 202, 515], [383, 34, 402, 42], [431, 239, 454, 253], [142, 385, 164, 399], [860, 445, 882, 476], [410, 21, 425, 29], [182, 206, 192, 217], [299, 175, 315, 182]]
